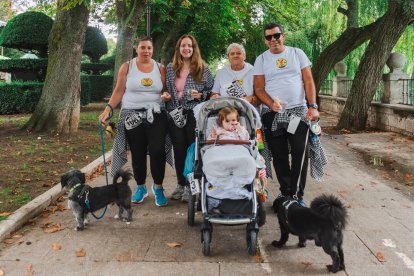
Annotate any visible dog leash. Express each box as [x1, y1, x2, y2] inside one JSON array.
[[88, 105, 114, 220]]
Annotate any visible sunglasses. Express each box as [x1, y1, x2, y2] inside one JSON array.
[[265, 33, 283, 41]]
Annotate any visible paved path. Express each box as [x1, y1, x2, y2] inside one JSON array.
[[0, 115, 413, 275]]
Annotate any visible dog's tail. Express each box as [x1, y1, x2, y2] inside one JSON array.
[[310, 194, 348, 230], [113, 169, 133, 185]]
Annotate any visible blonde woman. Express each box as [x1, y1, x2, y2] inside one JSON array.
[[164, 35, 214, 202]]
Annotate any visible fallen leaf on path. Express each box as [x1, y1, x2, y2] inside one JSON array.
[[52, 243, 61, 251], [12, 234, 23, 238], [75, 248, 86, 257], [4, 238, 15, 244], [0, 212, 12, 217], [338, 191, 348, 198], [301, 261, 313, 268], [166, 242, 182, 248], [41, 222, 63, 234], [25, 263, 33, 276], [254, 253, 264, 263], [346, 204, 352, 208], [376, 252, 386, 262], [370, 181, 377, 186], [117, 252, 138, 262], [380, 172, 391, 180]]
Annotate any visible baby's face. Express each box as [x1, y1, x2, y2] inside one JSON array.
[[222, 113, 238, 131]]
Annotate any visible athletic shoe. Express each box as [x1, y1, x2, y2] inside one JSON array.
[[132, 185, 148, 204], [152, 184, 168, 206], [297, 198, 307, 207], [171, 184, 184, 200], [181, 185, 191, 203]]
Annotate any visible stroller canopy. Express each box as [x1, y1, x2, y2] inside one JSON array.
[[195, 97, 262, 133]]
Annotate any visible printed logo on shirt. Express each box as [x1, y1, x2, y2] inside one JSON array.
[[276, 58, 287, 68], [141, 78, 153, 86]]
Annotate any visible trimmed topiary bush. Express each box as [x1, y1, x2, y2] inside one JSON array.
[[80, 76, 91, 106], [0, 12, 53, 57], [0, 82, 44, 114], [83, 26, 108, 63], [80, 62, 113, 75], [0, 58, 48, 81], [81, 75, 113, 102]]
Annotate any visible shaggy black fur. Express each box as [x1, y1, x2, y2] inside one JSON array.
[[272, 194, 348, 273], [61, 168, 133, 231]]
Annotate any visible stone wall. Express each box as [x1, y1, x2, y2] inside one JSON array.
[[320, 95, 414, 136]]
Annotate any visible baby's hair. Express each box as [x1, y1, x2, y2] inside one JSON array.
[[216, 107, 239, 126]]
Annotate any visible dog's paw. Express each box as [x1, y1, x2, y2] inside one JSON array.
[[114, 214, 120, 219], [83, 219, 89, 225], [271, 240, 285, 248], [75, 226, 84, 231], [298, 241, 307, 248], [326, 264, 339, 273]]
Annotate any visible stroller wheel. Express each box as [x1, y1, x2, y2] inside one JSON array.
[[247, 230, 258, 256], [202, 230, 211, 256], [187, 194, 196, 226]]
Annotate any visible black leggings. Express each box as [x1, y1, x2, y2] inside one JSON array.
[[262, 112, 309, 198], [168, 111, 196, 186], [125, 112, 168, 185]]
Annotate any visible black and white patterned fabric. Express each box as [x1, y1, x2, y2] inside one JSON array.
[[165, 63, 214, 112], [110, 109, 173, 177], [261, 105, 328, 182]]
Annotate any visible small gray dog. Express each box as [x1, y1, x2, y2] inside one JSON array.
[[61, 168, 133, 231]]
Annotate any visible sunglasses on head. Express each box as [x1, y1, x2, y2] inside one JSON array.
[[265, 33, 282, 41]]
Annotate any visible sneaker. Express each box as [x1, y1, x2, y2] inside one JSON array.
[[297, 198, 306, 207], [152, 184, 168, 206], [181, 185, 191, 203], [132, 185, 148, 204], [171, 184, 184, 200]]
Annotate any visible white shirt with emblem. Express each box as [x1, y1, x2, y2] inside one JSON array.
[[212, 63, 254, 97], [253, 46, 311, 109], [122, 58, 163, 109]]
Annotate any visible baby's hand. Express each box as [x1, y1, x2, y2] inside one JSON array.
[[211, 125, 218, 138], [235, 122, 242, 130]]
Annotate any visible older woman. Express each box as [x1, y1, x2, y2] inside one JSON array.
[[210, 43, 259, 106], [165, 34, 214, 202], [99, 36, 171, 207]]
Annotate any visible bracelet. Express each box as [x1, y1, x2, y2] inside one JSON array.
[[105, 103, 114, 120]]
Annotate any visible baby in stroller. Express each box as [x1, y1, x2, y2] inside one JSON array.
[[209, 107, 249, 141]]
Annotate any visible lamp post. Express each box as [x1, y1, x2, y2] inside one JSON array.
[[146, 0, 151, 36]]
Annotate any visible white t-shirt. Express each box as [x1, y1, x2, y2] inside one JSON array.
[[253, 47, 311, 109], [212, 63, 254, 97]]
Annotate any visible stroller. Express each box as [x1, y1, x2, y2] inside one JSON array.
[[187, 97, 266, 256]]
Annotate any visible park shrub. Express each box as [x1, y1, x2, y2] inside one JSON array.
[[0, 81, 43, 114], [0, 12, 53, 57], [83, 26, 108, 63], [80, 76, 91, 106], [81, 75, 113, 102], [80, 62, 113, 75], [0, 58, 48, 81]]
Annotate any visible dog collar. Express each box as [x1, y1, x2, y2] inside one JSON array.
[[283, 200, 297, 224], [69, 183, 82, 194]]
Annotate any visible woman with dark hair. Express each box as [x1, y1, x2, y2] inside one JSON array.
[[164, 34, 214, 202], [99, 36, 171, 207]]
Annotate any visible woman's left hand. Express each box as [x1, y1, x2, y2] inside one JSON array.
[[190, 89, 202, 100], [161, 91, 171, 102]]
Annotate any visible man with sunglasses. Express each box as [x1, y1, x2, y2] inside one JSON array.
[[253, 23, 319, 206]]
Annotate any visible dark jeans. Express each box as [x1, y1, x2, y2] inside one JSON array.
[[262, 112, 309, 198], [168, 110, 196, 186], [125, 111, 168, 185]]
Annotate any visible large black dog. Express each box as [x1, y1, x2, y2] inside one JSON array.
[[61, 168, 133, 231], [272, 194, 348, 273]]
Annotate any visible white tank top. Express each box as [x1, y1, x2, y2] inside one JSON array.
[[121, 58, 163, 109]]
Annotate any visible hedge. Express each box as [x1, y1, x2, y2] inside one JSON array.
[[0, 80, 92, 114], [0, 82, 43, 114], [0, 58, 48, 73], [0, 12, 53, 57], [83, 26, 108, 63], [81, 75, 113, 101], [80, 62, 113, 75]]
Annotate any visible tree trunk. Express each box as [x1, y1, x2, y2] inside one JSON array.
[[113, 0, 145, 86], [25, 1, 89, 134], [312, 20, 382, 94], [337, 0, 414, 130]]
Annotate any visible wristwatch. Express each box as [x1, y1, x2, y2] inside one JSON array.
[[308, 103, 318, 110]]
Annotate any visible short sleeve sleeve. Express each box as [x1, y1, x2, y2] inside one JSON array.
[[295, 48, 312, 69], [253, 54, 264, 75]]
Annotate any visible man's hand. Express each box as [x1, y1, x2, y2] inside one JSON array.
[[307, 108, 320, 121]]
